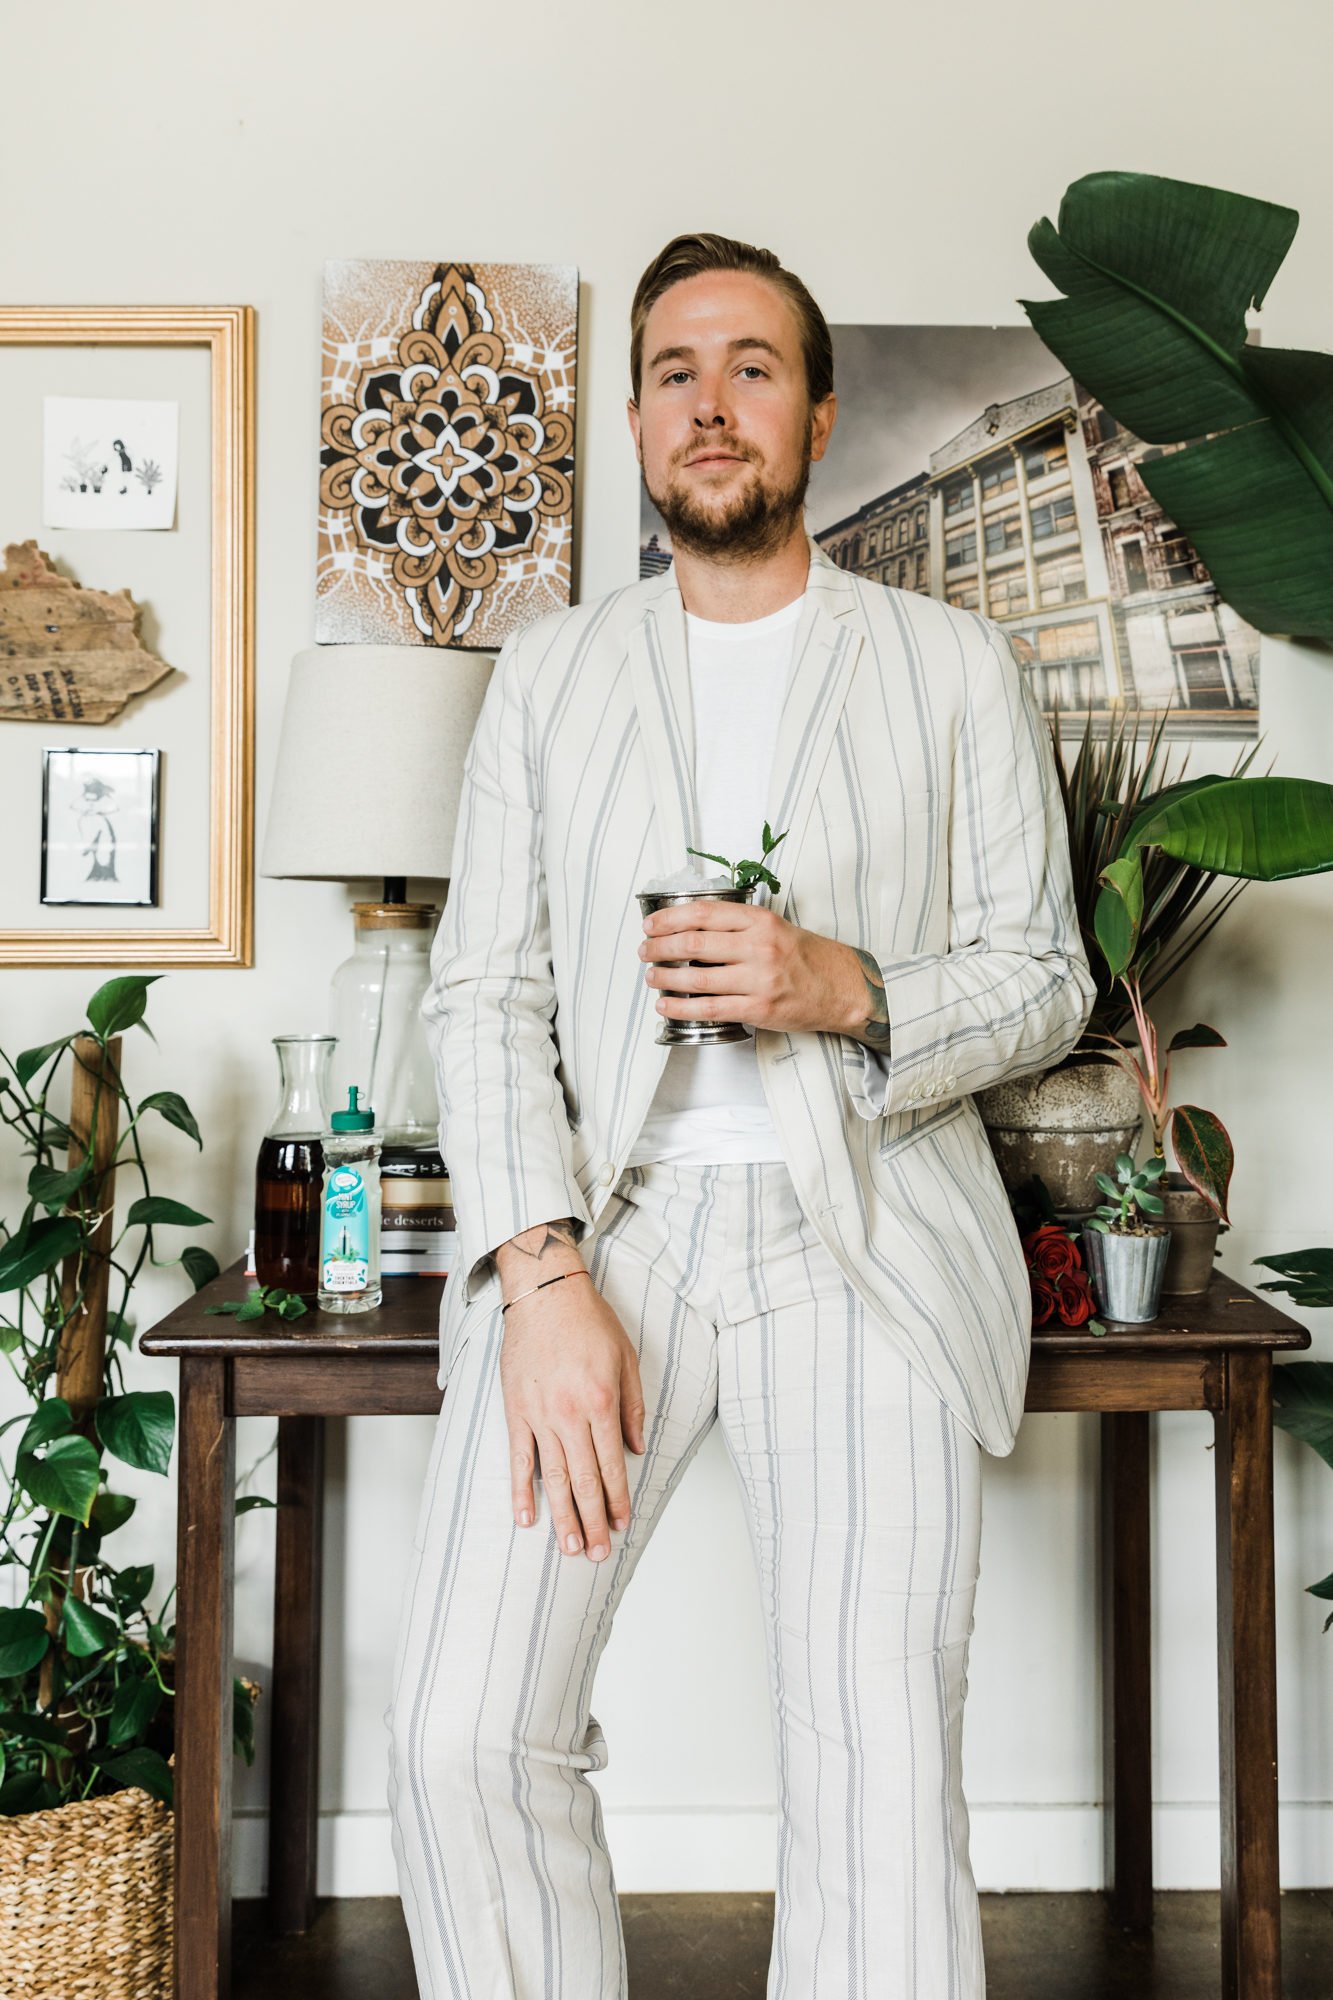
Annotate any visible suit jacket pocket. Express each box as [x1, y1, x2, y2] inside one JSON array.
[[878, 1095, 966, 1159]]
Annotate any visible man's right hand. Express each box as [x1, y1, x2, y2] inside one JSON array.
[[495, 1223, 647, 1562]]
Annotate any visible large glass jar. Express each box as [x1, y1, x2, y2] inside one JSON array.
[[329, 903, 439, 1148], [254, 1034, 335, 1298]]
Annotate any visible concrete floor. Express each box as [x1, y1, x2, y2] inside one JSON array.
[[234, 1890, 1333, 1997]]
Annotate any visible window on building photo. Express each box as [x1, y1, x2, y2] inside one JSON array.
[[1175, 646, 1228, 706], [980, 459, 1017, 499], [1108, 465, 1135, 509], [1024, 435, 1070, 480], [1030, 492, 1076, 540], [985, 512, 1024, 556], [988, 572, 1029, 617], [1038, 554, 1086, 605], [1161, 534, 1199, 587]]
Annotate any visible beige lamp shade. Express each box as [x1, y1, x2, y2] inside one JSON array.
[[261, 645, 495, 881]]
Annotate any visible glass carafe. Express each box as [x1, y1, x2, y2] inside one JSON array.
[[254, 1034, 335, 1298]]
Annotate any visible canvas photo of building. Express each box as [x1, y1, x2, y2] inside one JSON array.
[[638, 325, 1260, 738]]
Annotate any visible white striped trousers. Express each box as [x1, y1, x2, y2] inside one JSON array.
[[384, 1158, 986, 1998]]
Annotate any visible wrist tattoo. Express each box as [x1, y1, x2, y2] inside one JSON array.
[[510, 1217, 581, 1262], [849, 947, 892, 1048]]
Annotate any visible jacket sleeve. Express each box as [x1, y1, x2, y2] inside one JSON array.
[[843, 616, 1097, 1120], [421, 627, 593, 1301]]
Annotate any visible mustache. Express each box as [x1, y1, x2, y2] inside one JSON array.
[[676, 438, 758, 467]]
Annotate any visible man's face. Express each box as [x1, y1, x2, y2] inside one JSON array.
[[628, 270, 836, 561]]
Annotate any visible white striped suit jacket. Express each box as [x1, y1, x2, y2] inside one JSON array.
[[423, 533, 1097, 1457]]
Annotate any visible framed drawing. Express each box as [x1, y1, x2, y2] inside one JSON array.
[[42, 747, 160, 907], [317, 259, 578, 650], [0, 306, 255, 964]]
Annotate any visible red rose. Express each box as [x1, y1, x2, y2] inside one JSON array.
[[1057, 1271, 1095, 1327], [1030, 1275, 1059, 1326], [1021, 1222, 1082, 1280]]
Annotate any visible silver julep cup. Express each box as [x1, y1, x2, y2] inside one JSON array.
[[636, 882, 759, 1046], [1080, 1224, 1172, 1323]]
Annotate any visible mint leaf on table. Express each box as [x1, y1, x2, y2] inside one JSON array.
[[205, 1286, 309, 1323]]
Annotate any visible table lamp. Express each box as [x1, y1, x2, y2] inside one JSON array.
[[260, 645, 494, 1145]]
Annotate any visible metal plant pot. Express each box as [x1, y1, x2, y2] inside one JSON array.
[[636, 882, 757, 1046], [1080, 1224, 1172, 1323], [1157, 1172, 1223, 1297], [975, 1058, 1145, 1212]]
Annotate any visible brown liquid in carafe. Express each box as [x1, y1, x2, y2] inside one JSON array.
[[254, 1135, 325, 1297]]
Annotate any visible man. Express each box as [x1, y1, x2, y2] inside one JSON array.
[[386, 231, 1097, 1996]]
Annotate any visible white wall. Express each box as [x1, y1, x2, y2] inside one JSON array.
[[3, 0, 1332, 1897]]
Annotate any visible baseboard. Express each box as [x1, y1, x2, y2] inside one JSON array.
[[232, 1800, 1333, 1899]]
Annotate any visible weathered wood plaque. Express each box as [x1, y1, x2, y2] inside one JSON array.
[[0, 540, 173, 723]]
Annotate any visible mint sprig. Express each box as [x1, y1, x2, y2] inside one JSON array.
[[687, 819, 788, 895], [206, 1285, 308, 1323]]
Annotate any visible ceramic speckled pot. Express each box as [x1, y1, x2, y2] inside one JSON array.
[[975, 1059, 1144, 1213]]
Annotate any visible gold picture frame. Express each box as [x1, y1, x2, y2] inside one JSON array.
[[0, 305, 255, 966]]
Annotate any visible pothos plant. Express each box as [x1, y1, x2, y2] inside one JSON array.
[[687, 819, 788, 894], [0, 974, 266, 1817]]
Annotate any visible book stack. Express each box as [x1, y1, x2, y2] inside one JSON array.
[[379, 1145, 456, 1277]]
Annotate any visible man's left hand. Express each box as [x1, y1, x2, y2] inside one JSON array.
[[640, 899, 862, 1037]]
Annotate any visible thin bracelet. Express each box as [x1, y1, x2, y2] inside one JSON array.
[[501, 1268, 593, 1314]]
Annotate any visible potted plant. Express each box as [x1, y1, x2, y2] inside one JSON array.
[[1079, 1152, 1171, 1322], [976, 701, 1253, 1209], [0, 975, 263, 2000], [980, 165, 1333, 1209], [980, 703, 1333, 1231], [1077, 941, 1233, 1296]]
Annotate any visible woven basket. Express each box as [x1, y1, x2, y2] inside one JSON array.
[[0, 1784, 172, 1998]]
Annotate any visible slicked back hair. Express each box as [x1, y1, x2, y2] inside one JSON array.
[[629, 232, 834, 410]]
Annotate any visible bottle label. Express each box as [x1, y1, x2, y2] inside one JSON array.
[[321, 1164, 370, 1292]]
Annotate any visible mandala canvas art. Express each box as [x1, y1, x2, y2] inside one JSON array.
[[317, 259, 578, 649]]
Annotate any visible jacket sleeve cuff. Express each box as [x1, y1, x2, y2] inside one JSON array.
[[840, 1036, 894, 1119]]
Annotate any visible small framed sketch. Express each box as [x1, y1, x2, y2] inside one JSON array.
[[41, 748, 160, 907]]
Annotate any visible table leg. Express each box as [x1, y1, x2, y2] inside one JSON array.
[[268, 1413, 325, 1934], [174, 1356, 235, 2000], [1215, 1351, 1282, 1999], [1101, 1410, 1153, 1930]]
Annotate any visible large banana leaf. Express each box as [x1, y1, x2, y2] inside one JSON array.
[[1021, 171, 1333, 641], [1095, 774, 1333, 975], [1127, 776, 1333, 880]]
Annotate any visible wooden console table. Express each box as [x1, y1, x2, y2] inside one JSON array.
[[139, 1264, 1308, 2000]]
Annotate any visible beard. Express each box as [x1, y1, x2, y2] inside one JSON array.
[[642, 412, 814, 562]]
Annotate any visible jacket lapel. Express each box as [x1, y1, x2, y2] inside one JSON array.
[[626, 580, 697, 880], [625, 535, 863, 921]]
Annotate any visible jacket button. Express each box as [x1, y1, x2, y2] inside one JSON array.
[[598, 1162, 616, 1185]]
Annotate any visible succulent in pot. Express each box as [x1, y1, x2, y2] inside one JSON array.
[[1080, 1152, 1172, 1323]]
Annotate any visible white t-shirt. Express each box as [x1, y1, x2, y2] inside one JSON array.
[[624, 591, 806, 1167]]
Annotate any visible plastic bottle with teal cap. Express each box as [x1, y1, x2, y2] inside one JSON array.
[[318, 1086, 382, 1312]]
